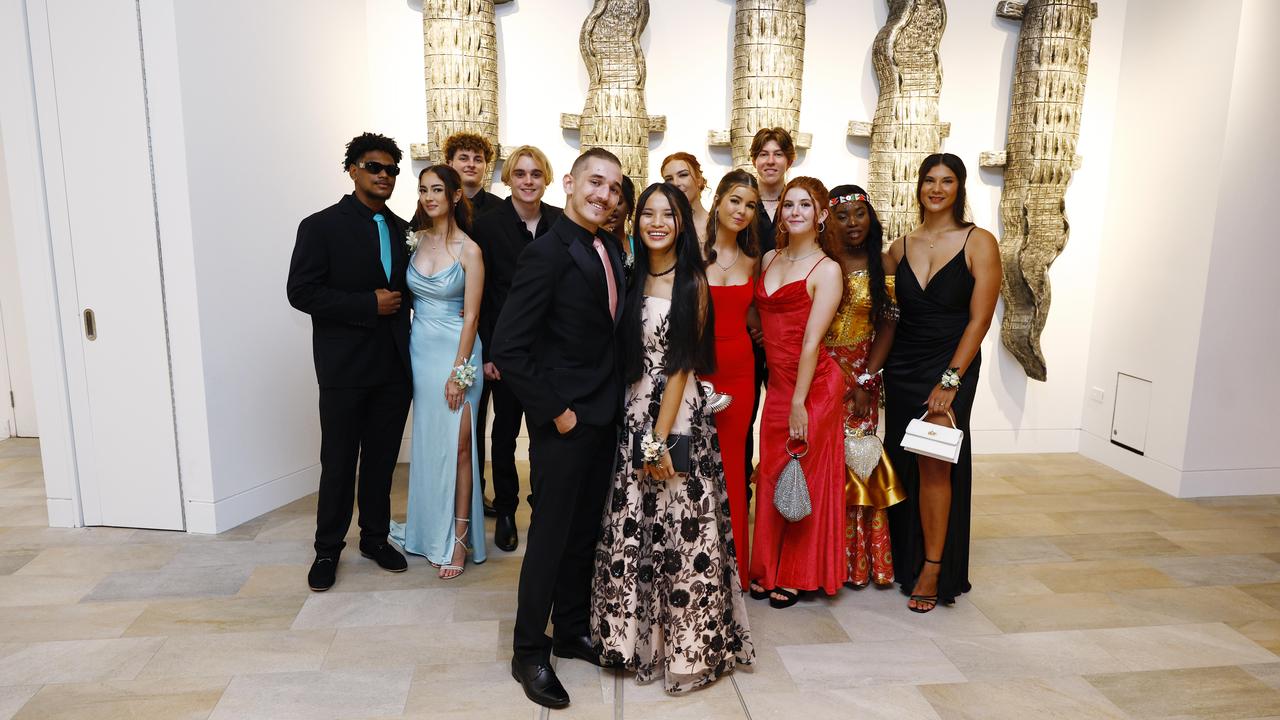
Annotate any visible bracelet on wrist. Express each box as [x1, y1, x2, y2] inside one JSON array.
[[939, 367, 961, 390]]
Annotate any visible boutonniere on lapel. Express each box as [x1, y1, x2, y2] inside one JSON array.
[[623, 251, 635, 271], [405, 229, 419, 254]]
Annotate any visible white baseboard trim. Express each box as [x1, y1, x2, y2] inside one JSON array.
[[184, 463, 320, 534], [970, 428, 1080, 455], [45, 497, 77, 527], [1078, 431, 1183, 496], [1178, 466, 1280, 498]]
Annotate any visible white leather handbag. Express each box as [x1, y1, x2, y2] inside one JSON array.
[[901, 410, 963, 463]]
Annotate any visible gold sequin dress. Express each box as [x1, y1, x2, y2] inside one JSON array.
[[824, 270, 906, 587]]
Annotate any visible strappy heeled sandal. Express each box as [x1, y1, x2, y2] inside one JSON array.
[[908, 558, 941, 614], [439, 517, 470, 581]]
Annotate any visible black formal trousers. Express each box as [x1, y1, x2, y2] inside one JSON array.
[[747, 340, 762, 486], [512, 420, 615, 663], [477, 378, 525, 515], [314, 382, 411, 557]]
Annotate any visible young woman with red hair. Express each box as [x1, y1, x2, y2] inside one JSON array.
[[748, 177, 847, 608]]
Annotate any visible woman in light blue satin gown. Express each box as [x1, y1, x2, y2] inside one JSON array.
[[390, 164, 487, 579]]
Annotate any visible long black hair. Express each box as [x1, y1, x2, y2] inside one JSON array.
[[916, 153, 973, 228], [830, 184, 889, 325], [621, 183, 716, 384]]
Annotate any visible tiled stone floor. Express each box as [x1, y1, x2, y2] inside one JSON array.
[[1, 436, 1279, 719]]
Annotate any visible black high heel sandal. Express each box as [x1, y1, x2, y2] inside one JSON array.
[[749, 582, 770, 600], [769, 587, 806, 609], [908, 558, 941, 614]]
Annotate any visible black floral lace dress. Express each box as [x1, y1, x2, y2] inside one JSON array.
[[591, 296, 754, 694]]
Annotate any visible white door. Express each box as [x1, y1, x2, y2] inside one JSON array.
[[39, 0, 183, 529], [0, 140, 37, 438]]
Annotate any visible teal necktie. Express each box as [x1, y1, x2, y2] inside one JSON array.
[[373, 213, 392, 282]]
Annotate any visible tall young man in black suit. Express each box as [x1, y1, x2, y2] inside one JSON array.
[[287, 132, 412, 592], [472, 146, 562, 553], [493, 148, 625, 709]]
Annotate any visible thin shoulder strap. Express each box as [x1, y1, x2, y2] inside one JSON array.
[[804, 255, 830, 281], [962, 226, 976, 247]]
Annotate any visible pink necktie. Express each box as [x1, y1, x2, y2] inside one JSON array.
[[592, 237, 618, 319]]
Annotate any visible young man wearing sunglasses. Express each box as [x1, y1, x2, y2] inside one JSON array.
[[287, 132, 413, 592]]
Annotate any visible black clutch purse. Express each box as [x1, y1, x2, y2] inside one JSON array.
[[631, 432, 692, 474]]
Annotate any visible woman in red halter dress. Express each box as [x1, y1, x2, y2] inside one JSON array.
[[748, 177, 847, 608], [699, 169, 762, 590]]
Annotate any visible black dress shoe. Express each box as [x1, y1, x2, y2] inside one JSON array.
[[552, 634, 602, 666], [483, 498, 498, 518], [510, 658, 569, 709], [495, 514, 518, 552], [308, 556, 337, 592], [359, 542, 407, 573]]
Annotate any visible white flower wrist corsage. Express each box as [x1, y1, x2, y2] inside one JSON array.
[[639, 430, 665, 465], [451, 362, 477, 390]]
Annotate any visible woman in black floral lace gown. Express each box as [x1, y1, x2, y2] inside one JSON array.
[[591, 183, 753, 693]]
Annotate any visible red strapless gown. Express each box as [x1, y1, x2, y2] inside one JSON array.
[[750, 265, 847, 595], [700, 281, 756, 589]]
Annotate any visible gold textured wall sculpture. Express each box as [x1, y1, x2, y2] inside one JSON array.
[[411, 0, 513, 178], [848, 0, 949, 245], [561, 0, 665, 188], [980, 0, 1097, 381], [709, 0, 812, 170]]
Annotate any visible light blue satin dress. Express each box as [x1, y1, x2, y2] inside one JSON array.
[[390, 258, 486, 566]]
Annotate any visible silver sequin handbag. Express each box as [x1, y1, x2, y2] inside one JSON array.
[[844, 418, 884, 481], [773, 439, 812, 522]]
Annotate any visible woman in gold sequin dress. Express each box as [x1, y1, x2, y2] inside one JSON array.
[[823, 185, 905, 588]]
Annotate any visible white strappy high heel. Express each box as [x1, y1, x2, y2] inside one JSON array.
[[439, 516, 470, 580]]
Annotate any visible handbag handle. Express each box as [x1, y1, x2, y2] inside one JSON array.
[[917, 408, 957, 428], [785, 438, 809, 458]]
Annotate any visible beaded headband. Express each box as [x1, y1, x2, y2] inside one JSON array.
[[829, 192, 869, 208]]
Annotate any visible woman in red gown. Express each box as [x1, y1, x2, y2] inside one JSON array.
[[749, 177, 847, 608], [699, 169, 761, 590]]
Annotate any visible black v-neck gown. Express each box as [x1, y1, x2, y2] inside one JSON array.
[[884, 239, 979, 605]]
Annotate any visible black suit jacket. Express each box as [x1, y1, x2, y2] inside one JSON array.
[[287, 194, 411, 388], [757, 205, 777, 255], [458, 188, 502, 233], [472, 198, 563, 361], [491, 216, 625, 428]]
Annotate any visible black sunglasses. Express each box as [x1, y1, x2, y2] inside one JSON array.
[[356, 161, 400, 177]]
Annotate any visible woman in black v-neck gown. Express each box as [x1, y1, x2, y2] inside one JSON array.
[[883, 154, 1001, 611]]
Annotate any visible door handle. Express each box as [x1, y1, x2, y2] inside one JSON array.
[[83, 308, 97, 341]]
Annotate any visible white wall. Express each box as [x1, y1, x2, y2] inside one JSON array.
[[10, 0, 1276, 535], [1079, 0, 1280, 496], [154, 0, 372, 532], [1180, 0, 1280, 493], [366, 0, 1130, 455]]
